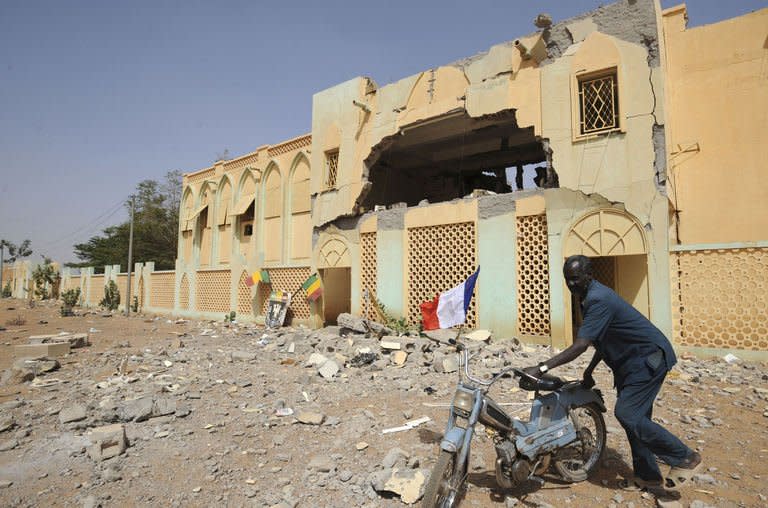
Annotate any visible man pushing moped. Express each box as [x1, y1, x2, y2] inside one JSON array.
[[523, 255, 702, 490]]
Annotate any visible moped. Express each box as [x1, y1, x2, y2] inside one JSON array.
[[422, 340, 607, 507]]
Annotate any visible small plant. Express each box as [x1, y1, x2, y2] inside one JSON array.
[[99, 280, 121, 311], [373, 298, 412, 335], [224, 311, 236, 322], [1, 281, 11, 298], [5, 315, 26, 326], [31, 257, 57, 300], [60, 288, 81, 317], [131, 296, 139, 313]]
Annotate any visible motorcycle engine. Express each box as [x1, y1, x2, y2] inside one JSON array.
[[494, 440, 533, 487]]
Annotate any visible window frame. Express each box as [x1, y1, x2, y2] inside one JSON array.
[[324, 149, 339, 190], [572, 67, 623, 140]]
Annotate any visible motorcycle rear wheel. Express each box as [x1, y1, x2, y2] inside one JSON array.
[[553, 403, 606, 482], [421, 450, 466, 508]]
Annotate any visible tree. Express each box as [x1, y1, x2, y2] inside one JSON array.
[[0, 239, 33, 263], [68, 171, 182, 270]]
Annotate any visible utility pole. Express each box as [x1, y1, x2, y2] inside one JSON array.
[[125, 196, 135, 316], [0, 241, 5, 293]]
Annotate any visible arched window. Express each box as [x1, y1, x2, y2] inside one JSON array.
[[263, 166, 283, 263], [290, 156, 311, 261]]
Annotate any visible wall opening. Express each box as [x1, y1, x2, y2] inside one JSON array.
[[320, 267, 350, 325], [362, 110, 556, 210]]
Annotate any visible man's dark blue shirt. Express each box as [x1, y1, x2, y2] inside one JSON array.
[[577, 280, 676, 387]]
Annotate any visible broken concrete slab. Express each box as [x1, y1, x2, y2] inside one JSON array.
[[464, 329, 491, 341], [29, 333, 89, 348], [423, 329, 458, 343], [336, 313, 393, 336], [0, 415, 15, 433], [306, 353, 329, 368], [152, 397, 177, 417], [14, 342, 70, 359], [372, 467, 427, 505], [295, 410, 325, 425], [120, 396, 154, 422], [380, 340, 401, 350], [87, 424, 127, 461], [59, 404, 88, 424], [230, 351, 257, 362]]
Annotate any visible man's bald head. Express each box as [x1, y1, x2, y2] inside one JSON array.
[[563, 255, 593, 297]]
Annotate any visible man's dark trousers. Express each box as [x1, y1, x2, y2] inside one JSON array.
[[614, 358, 692, 482]]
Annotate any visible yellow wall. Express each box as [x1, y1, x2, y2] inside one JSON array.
[[663, 5, 768, 244]]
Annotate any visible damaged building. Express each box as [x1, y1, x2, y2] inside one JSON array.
[[54, 0, 768, 355]]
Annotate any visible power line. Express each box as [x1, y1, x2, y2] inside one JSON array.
[[36, 198, 128, 250]]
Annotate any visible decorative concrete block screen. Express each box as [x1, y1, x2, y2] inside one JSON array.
[[150, 272, 175, 309], [516, 214, 551, 337], [257, 267, 311, 320], [89, 275, 104, 305], [196, 270, 232, 313], [179, 274, 190, 310], [237, 271, 253, 316], [360, 232, 377, 320], [407, 222, 478, 328], [671, 247, 768, 350], [592, 257, 615, 288]]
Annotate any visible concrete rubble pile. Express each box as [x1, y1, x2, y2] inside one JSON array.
[[0, 312, 766, 508]]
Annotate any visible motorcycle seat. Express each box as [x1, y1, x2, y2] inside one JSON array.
[[516, 371, 564, 392]]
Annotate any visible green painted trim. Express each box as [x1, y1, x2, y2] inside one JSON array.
[[376, 229, 405, 317], [670, 241, 768, 252], [675, 345, 768, 362], [477, 215, 517, 337]]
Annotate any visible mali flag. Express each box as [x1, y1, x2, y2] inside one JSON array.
[[301, 273, 323, 301], [245, 269, 270, 287]]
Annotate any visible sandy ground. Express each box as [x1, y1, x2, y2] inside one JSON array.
[[0, 298, 766, 508]]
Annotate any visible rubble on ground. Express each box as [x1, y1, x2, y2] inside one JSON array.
[[0, 303, 766, 507]]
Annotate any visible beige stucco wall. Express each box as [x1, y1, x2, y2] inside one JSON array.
[[309, 35, 546, 227], [175, 136, 317, 324], [663, 5, 768, 244]]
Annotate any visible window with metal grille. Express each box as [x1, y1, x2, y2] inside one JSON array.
[[324, 150, 339, 189], [578, 72, 619, 135]]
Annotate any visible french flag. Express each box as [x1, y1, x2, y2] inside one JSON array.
[[420, 267, 480, 330]]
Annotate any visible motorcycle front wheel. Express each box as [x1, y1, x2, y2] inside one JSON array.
[[553, 402, 606, 482], [421, 450, 466, 508]]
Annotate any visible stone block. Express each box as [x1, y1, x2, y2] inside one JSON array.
[[380, 340, 401, 350], [59, 404, 87, 424], [29, 333, 89, 348], [318, 360, 339, 379], [87, 424, 127, 461], [14, 342, 70, 359], [391, 351, 408, 366]]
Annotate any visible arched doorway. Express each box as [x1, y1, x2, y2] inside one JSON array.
[[317, 235, 352, 324], [563, 208, 649, 343]]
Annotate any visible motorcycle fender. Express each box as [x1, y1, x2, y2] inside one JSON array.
[[440, 427, 466, 453], [565, 385, 607, 413]]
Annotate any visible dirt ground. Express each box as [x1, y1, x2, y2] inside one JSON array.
[[0, 299, 766, 507]]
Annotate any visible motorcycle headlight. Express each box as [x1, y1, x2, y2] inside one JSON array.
[[452, 387, 474, 418]]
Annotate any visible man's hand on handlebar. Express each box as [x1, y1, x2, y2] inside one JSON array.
[[522, 366, 541, 378], [581, 372, 596, 388]]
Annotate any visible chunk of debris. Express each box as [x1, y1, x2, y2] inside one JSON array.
[[349, 352, 379, 367], [87, 424, 127, 461]]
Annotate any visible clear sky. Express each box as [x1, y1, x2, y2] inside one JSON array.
[[1, 0, 764, 265]]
